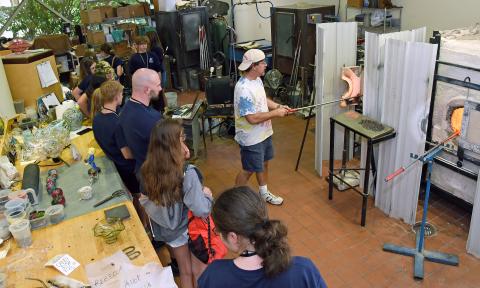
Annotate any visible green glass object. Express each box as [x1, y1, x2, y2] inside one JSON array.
[[93, 217, 125, 244], [62, 106, 83, 131]]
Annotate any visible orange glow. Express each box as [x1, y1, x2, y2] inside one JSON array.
[[451, 107, 464, 133]]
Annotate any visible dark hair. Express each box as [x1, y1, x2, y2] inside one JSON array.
[[212, 186, 291, 278], [79, 57, 96, 80], [146, 31, 163, 50], [100, 43, 114, 56], [85, 75, 106, 118], [141, 119, 184, 206]]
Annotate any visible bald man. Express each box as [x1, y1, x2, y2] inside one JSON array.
[[119, 68, 163, 173]]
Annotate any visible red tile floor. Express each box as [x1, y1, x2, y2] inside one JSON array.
[[171, 91, 478, 287]]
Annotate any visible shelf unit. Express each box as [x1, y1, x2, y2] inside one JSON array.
[[345, 5, 402, 66], [345, 6, 402, 35]]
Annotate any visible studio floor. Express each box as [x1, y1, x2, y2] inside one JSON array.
[[173, 91, 478, 287]]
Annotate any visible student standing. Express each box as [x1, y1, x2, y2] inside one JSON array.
[[198, 186, 327, 288], [140, 119, 212, 288]]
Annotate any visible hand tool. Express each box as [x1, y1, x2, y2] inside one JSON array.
[[122, 245, 141, 260], [385, 130, 460, 182], [93, 190, 125, 208]]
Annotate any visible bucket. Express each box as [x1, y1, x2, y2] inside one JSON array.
[[165, 92, 178, 108]]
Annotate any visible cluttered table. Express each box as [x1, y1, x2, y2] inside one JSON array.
[[0, 130, 163, 287]]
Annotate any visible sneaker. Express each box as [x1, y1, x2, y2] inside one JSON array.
[[260, 190, 284, 205]]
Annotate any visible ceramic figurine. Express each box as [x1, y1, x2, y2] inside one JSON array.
[[51, 188, 66, 206]]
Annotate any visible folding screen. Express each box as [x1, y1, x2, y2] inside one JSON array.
[[315, 22, 357, 176]]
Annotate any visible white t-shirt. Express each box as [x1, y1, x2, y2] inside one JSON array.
[[234, 77, 273, 146]]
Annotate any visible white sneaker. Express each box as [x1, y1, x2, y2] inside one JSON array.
[[260, 191, 284, 205]]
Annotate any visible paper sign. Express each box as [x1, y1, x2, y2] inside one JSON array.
[[45, 254, 81, 276], [86, 251, 177, 288]]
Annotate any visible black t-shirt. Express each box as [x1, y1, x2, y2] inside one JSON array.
[[105, 55, 125, 83], [119, 99, 162, 172], [128, 52, 162, 75], [92, 111, 135, 172], [150, 46, 165, 73]]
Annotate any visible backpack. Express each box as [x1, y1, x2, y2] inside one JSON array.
[[184, 165, 227, 264]]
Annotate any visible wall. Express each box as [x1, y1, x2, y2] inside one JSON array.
[[222, 0, 339, 42], [226, 0, 480, 43], [396, 0, 480, 37]]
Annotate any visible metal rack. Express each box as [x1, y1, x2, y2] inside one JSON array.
[[345, 6, 402, 35]]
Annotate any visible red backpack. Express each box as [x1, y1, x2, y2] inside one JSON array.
[[185, 165, 227, 264]]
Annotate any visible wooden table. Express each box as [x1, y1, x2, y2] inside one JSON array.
[[0, 201, 160, 286], [1, 131, 161, 286]]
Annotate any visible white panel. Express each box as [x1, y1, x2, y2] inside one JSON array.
[[314, 22, 357, 176], [360, 27, 426, 190], [467, 172, 480, 258], [0, 59, 15, 119], [375, 39, 437, 224]]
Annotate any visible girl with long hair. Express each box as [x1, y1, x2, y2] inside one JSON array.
[[140, 119, 212, 288], [198, 186, 327, 288], [72, 57, 96, 100]]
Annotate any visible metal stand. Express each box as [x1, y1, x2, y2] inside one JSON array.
[[383, 145, 459, 279]]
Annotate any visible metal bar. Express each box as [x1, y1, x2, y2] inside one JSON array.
[[295, 88, 315, 171], [433, 156, 478, 180], [435, 75, 480, 91], [331, 174, 364, 195], [418, 160, 434, 252], [437, 60, 480, 73], [328, 118, 335, 200], [0, 0, 29, 36], [361, 140, 372, 226]]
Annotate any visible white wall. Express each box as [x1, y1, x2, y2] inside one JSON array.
[[397, 0, 480, 37], [227, 0, 480, 42], [223, 0, 339, 42]]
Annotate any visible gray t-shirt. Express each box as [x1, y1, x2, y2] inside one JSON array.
[[139, 165, 212, 242]]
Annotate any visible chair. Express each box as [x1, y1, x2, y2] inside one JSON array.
[[202, 76, 235, 141]]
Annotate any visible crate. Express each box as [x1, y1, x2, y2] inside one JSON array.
[[116, 4, 147, 19], [96, 5, 116, 19], [347, 0, 364, 8], [87, 31, 106, 45], [80, 9, 103, 24]]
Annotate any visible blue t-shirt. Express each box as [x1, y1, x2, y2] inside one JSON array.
[[198, 256, 327, 288], [78, 74, 93, 92], [118, 99, 162, 172], [129, 52, 162, 75], [92, 112, 135, 172]]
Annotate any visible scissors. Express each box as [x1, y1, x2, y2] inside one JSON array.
[[93, 190, 126, 207], [122, 246, 141, 260]]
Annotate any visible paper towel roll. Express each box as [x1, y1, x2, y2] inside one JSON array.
[[56, 100, 76, 119], [0, 58, 15, 119]]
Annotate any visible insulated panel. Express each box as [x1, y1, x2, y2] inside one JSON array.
[[360, 27, 426, 191], [314, 22, 357, 176], [467, 172, 480, 257], [374, 38, 437, 224]]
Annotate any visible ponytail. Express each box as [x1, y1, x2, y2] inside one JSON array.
[[251, 219, 291, 277], [212, 186, 292, 278]]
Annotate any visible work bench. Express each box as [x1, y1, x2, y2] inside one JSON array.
[[0, 131, 161, 286]]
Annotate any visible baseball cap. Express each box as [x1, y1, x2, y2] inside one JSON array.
[[238, 49, 266, 71]]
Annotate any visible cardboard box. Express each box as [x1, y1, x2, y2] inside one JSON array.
[[117, 23, 138, 35], [74, 44, 88, 57], [113, 41, 133, 58], [347, 0, 364, 8], [96, 5, 116, 19], [116, 6, 130, 19], [87, 31, 106, 45], [80, 9, 103, 24], [130, 4, 146, 17], [116, 4, 147, 19]]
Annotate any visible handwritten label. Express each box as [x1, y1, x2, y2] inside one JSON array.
[[45, 254, 81, 276]]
